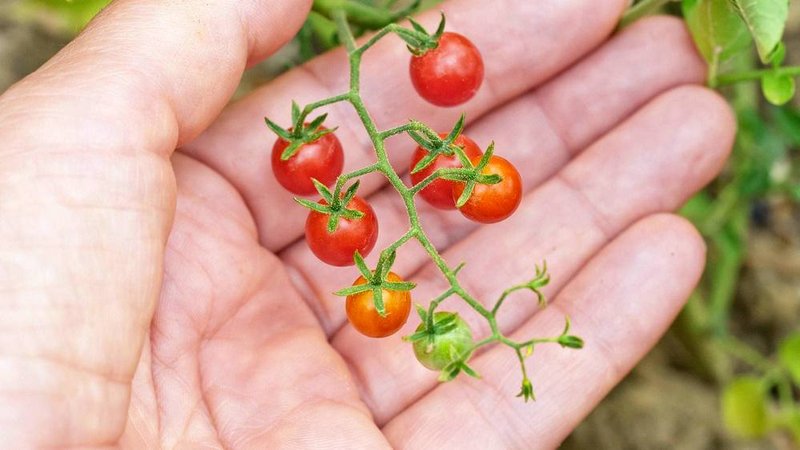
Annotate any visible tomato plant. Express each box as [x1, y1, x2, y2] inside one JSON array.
[[409, 31, 484, 107], [271, 126, 344, 195], [267, 10, 581, 403], [346, 272, 412, 338], [305, 194, 378, 267], [410, 133, 482, 209], [452, 155, 523, 223]]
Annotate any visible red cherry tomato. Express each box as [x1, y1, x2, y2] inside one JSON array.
[[409, 134, 483, 210], [346, 272, 411, 338], [305, 196, 378, 266], [452, 155, 522, 223], [272, 127, 344, 196], [409, 32, 484, 107]]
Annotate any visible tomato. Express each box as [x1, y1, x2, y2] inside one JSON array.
[[346, 272, 412, 338], [409, 134, 483, 209], [271, 127, 344, 195], [305, 195, 378, 266], [413, 312, 474, 371], [409, 32, 484, 107], [452, 155, 522, 223]]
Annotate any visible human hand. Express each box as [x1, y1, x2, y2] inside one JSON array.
[[0, 0, 735, 448]]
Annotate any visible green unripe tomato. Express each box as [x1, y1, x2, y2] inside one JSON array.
[[413, 312, 474, 371]]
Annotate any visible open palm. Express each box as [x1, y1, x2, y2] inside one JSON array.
[[0, 0, 735, 448]]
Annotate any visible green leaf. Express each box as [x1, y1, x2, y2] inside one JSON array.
[[721, 376, 768, 438], [778, 332, 800, 385], [730, 0, 788, 64], [761, 72, 795, 105], [682, 0, 752, 65]]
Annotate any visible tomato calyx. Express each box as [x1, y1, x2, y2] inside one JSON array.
[[265, 101, 338, 161], [397, 13, 446, 56], [295, 179, 365, 233], [334, 250, 415, 316], [441, 141, 503, 207], [408, 114, 473, 174]]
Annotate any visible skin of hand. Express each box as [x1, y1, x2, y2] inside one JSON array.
[[0, 0, 736, 448]]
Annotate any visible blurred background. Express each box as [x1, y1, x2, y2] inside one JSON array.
[[1, 0, 798, 448]]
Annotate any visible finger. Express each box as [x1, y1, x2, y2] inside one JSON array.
[[333, 85, 735, 424], [138, 154, 389, 448], [281, 16, 706, 332], [382, 214, 706, 449], [0, 0, 309, 446], [182, 0, 628, 250]]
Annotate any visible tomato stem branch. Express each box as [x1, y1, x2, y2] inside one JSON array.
[[296, 8, 581, 398]]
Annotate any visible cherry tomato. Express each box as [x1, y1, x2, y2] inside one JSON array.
[[409, 32, 484, 107], [346, 272, 412, 338], [272, 127, 344, 195], [413, 312, 474, 371], [305, 196, 378, 266], [409, 134, 483, 209], [452, 155, 522, 223]]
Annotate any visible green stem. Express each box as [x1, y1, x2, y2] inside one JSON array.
[[716, 65, 800, 86]]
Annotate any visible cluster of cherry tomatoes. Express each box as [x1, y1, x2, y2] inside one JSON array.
[[269, 29, 523, 369]]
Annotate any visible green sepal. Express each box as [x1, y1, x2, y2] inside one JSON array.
[[372, 286, 387, 317], [383, 281, 416, 291], [341, 180, 361, 205], [334, 283, 373, 296], [443, 114, 466, 145], [313, 179, 334, 203], [326, 212, 340, 234], [291, 100, 301, 127], [265, 117, 292, 140], [408, 16, 427, 34], [558, 335, 584, 349], [516, 378, 535, 402], [476, 174, 502, 185], [294, 197, 329, 214], [280, 139, 306, 161], [307, 113, 329, 132], [455, 180, 476, 208], [411, 151, 439, 174], [353, 251, 372, 280], [375, 250, 397, 281], [407, 130, 432, 149], [415, 303, 428, 322]]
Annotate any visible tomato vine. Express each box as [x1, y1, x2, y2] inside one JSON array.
[[266, 9, 583, 401]]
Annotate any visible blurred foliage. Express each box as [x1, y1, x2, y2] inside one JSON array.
[[13, 0, 112, 33]]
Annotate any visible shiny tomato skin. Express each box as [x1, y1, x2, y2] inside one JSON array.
[[272, 128, 344, 196], [305, 196, 378, 266], [346, 272, 412, 338], [409, 32, 484, 107], [412, 312, 474, 371], [409, 134, 483, 210], [452, 155, 522, 223]]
